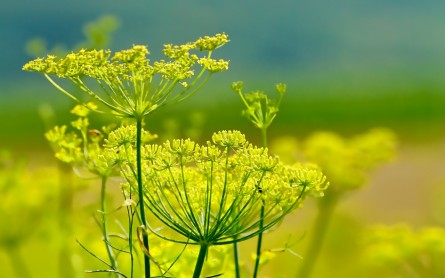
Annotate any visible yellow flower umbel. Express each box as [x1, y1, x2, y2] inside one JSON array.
[[297, 128, 397, 278], [364, 224, 445, 277], [115, 130, 327, 277], [23, 34, 229, 119], [25, 34, 229, 277], [303, 128, 397, 192]]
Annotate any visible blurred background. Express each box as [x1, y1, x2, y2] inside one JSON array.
[[1, 0, 445, 277]]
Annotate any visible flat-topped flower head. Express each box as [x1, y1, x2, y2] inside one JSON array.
[[195, 33, 229, 51], [121, 130, 328, 246], [289, 163, 329, 197], [303, 128, 396, 191], [212, 130, 246, 148], [239, 145, 278, 172], [23, 34, 230, 119], [164, 138, 196, 157], [198, 58, 229, 73], [105, 125, 157, 148], [112, 45, 149, 63], [194, 143, 222, 162]]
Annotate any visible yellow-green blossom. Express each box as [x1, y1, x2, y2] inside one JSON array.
[[363, 224, 445, 276], [303, 128, 396, 191], [120, 130, 328, 246], [105, 125, 158, 148], [23, 34, 230, 119]]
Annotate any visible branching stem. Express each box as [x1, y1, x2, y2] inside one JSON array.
[[252, 126, 268, 278], [193, 244, 209, 278]]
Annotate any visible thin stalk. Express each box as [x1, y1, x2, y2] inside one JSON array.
[[297, 190, 339, 278], [193, 244, 209, 278], [234, 240, 241, 278], [127, 202, 136, 278], [136, 117, 151, 278], [252, 205, 265, 278], [100, 176, 119, 277], [260, 127, 267, 149], [252, 127, 268, 278], [44, 74, 80, 103]]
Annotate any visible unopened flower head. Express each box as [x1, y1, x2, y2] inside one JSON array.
[[232, 82, 286, 130]]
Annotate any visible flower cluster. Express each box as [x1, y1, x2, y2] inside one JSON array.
[[302, 128, 396, 191], [363, 224, 445, 276], [23, 34, 230, 118], [45, 104, 157, 178], [119, 130, 327, 246]]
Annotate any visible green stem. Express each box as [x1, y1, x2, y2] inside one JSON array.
[[128, 209, 135, 278], [297, 190, 339, 278], [193, 244, 209, 278], [136, 117, 151, 278], [261, 127, 267, 148], [100, 176, 119, 277], [233, 240, 241, 278], [252, 127, 268, 278], [252, 205, 265, 278]]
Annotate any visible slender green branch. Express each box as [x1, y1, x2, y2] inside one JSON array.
[[85, 269, 128, 278], [136, 117, 151, 278], [260, 127, 267, 149], [127, 204, 136, 278], [252, 127, 268, 278], [233, 240, 241, 278], [76, 238, 113, 268], [100, 176, 119, 277], [252, 205, 265, 278], [72, 77, 130, 116], [193, 244, 209, 278], [44, 74, 80, 103]]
